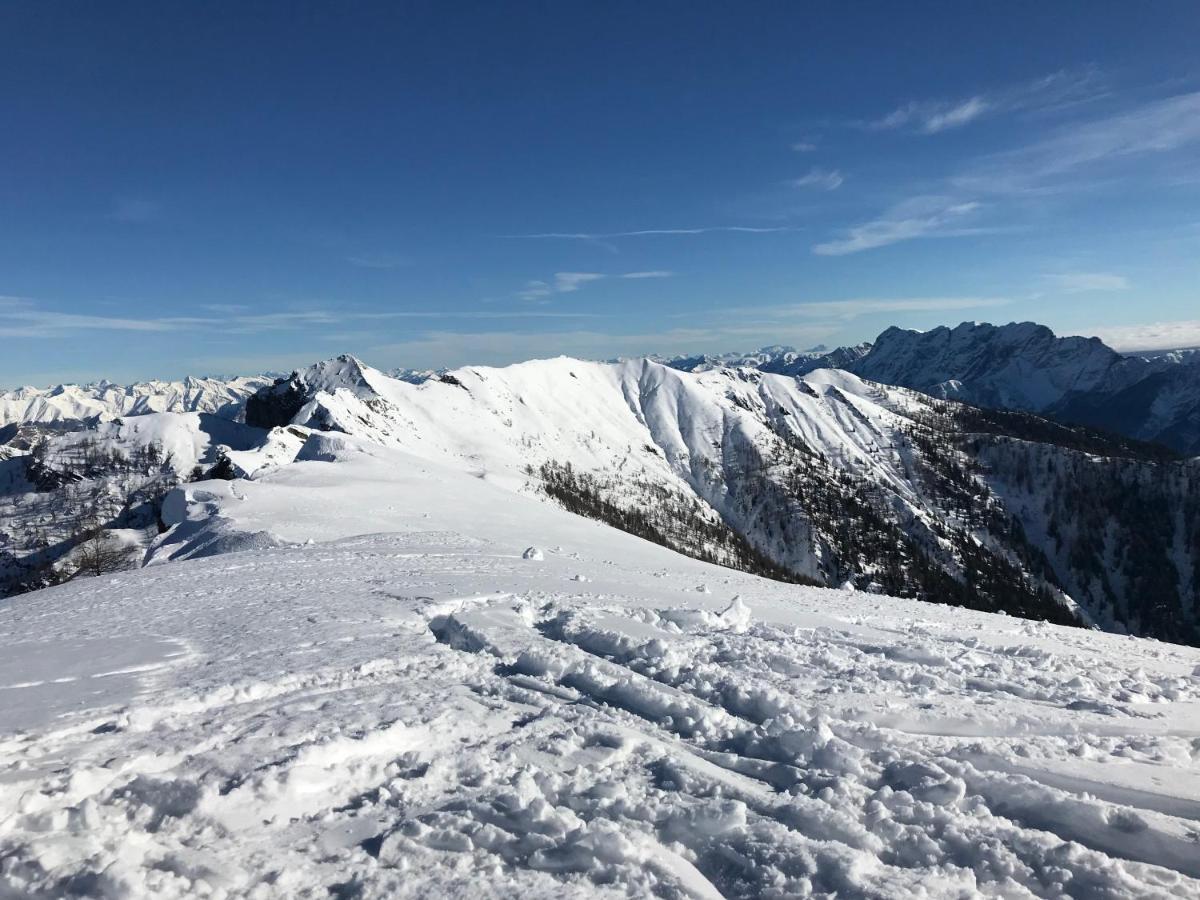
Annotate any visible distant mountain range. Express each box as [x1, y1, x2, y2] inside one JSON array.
[[666, 322, 1200, 455], [0, 374, 274, 429], [3, 321, 1198, 643]]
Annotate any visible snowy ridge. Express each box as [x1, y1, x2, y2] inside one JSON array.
[[233, 354, 1199, 641], [2, 427, 1200, 897], [0, 374, 274, 428]]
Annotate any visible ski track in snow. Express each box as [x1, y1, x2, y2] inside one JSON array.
[[3, 525, 1200, 897]]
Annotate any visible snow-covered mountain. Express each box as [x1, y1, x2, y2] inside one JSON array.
[[846, 321, 1200, 456], [3, 382, 1200, 897], [0, 373, 274, 428], [848, 322, 1122, 410], [4, 353, 1196, 643], [665, 342, 871, 376], [234, 354, 1198, 643], [674, 323, 1200, 455]]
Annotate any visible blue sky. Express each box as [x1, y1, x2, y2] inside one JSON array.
[[2, 2, 1199, 386]]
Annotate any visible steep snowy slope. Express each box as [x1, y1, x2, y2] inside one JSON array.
[[0, 374, 273, 428], [243, 355, 1199, 643], [3, 437, 1200, 898]]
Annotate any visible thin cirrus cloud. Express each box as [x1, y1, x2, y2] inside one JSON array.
[[0, 296, 608, 338], [0, 295, 176, 337], [816, 90, 1200, 256], [954, 90, 1200, 194], [790, 168, 844, 191], [506, 226, 796, 240], [518, 270, 672, 301], [867, 69, 1104, 135], [1046, 272, 1131, 293], [873, 96, 991, 134], [812, 197, 983, 256]]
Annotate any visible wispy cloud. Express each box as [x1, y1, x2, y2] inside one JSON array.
[[1076, 319, 1200, 352], [0, 295, 608, 339], [790, 167, 844, 191], [0, 296, 176, 337], [518, 272, 604, 301], [812, 197, 982, 256], [506, 225, 796, 241], [823, 90, 1200, 256], [868, 69, 1104, 135], [1046, 271, 1131, 293], [346, 253, 410, 269], [874, 97, 990, 134], [739, 296, 1011, 320], [518, 270, 672, 301], [790, 139, 818, 152], [954, 91, 1200, 194]]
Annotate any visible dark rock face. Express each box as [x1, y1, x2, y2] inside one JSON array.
[[244, 376, 309, 430], [849, 322, 1124, 411]]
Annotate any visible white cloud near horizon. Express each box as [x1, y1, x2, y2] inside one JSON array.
[[1075, 319, 1200, 352]]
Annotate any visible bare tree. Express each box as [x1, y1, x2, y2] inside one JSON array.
[[73, 518, 136, 579]]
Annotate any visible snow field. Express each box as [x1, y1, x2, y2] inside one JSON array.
[[2, 441, 1200, 897]]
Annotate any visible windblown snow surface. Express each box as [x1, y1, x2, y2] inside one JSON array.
[[2, 421, 1200, 896]]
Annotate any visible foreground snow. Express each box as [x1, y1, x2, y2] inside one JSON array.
[[2, 445, 1200, 898]]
